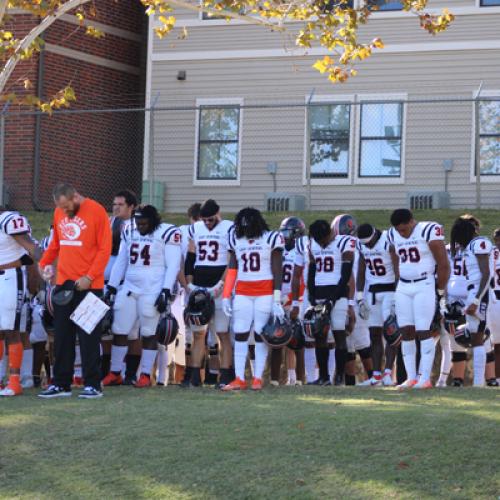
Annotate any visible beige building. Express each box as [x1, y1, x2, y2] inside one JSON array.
[[144, 0, 500, 213]]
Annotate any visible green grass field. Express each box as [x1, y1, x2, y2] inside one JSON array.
[[26, 208, 500, 241], [0, 387, 498, 499]]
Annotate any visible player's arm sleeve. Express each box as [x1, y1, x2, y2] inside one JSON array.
[[108, 239, 128, 289], [164, 243, 182, 291], [87, 207, 112, 281], [39, 216, 60, 267]]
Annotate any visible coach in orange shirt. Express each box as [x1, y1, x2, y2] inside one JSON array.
[[38, 183, 112, 399]]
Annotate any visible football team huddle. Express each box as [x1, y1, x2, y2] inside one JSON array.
[[1, 190, 499, 397]]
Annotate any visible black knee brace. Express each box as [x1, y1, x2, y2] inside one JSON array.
[[357, 347, 372, 360], [209, 345, 219, 356], [486, 350, 495, 363], [235, 332, 250, 342], [452, 351, 467, 362]]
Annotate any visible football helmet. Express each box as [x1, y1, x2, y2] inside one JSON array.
[[287, 318, 305, 351], [383, 313, 402, 347], [331, 214, 357, 236], [303, 303, 331, 343], [157, 312, 179, 346], [261, 316, 293, 348], [184, 289, 215, 326], [279, 216, 306, 251], [454, 324, 490, 348], [444, 301, 465, 324], [51, 280, 75, 307]]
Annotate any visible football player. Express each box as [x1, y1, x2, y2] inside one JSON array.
[[169, 203, 201, 386], [104, 205, 182, 387], [356, 223, 399, 386], [184, 199, 233, 388], [450, 216, 492, 387], [222, 207, 284, 391], [0, 209, 42, 396], [388, 209, 450, 389], [102, 189, 141, 385], [488, 227, 500, 383], [298, 219, 356, 386], [332, 214, 371, 386], [270, 216, 306, 386]]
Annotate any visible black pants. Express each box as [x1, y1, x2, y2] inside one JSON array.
[[53, 289, 103, 390]]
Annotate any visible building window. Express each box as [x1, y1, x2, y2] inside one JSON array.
[[480, 0, 500, 6], [479, 99, 500, 175], [366, 0, 404, 11], [197, 106, 240, 180], [359, 101, 403, 177], [309, 103, 351, 178]]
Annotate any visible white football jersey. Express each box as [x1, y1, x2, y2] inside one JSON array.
[[388, 221, 444, 281], [447, 245, 468, 299], [462, 236, 493, 286], [309, 234, 356, 287], [109, 223, 181, 294], [492, 246, 500, 292], [0, 211, 31, 265], [358, 230, 396, 286], [189, 219, 233, 267], [229, 230, 284, 282], [281, 248, 296, 296]]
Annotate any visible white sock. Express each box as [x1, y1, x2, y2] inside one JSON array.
[[287, 369, 296, 385], [74, 344, 82, 378], [254, 342, 269, 380], [328, 348, 336, 382], [234, 341, 248, 380], [304, 347, 316, 383], [402, 340, 417, 381], [419, 338, 436, 382], [314, 367, 319, 380], [439, 328, 451, 381], [384, 368, 392, 375], [110, 345, 128, 373], [141, 348, 157, 375], [473, 345, 486, 386], [156, 345, 168, 384], [21, 349, 33, 380]]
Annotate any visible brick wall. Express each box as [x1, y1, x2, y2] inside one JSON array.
[[3, 1, 147, 210]]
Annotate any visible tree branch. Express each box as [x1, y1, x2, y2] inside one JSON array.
[[0, 0, 91, 95]]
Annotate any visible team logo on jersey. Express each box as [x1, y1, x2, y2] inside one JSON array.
[[59, 217, 87, 245]]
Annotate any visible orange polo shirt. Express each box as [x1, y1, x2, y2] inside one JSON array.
[[39, 198, 112, 289]]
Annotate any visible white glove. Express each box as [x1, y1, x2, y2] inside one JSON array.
[[222, 298, 232, 317], [357, 299, 370, 321], [272, 301, 285, 322], [42, 265, 54, 281], [439, 296, 447, 317]]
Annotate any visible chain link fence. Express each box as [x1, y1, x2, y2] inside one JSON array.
[[0, 96, 498, 214]]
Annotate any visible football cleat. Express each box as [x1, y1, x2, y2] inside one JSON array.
[[122, 375, 136, 386], [435, 379, 448, 388], [452, 378, 464, 387], [269, 380, 279, 387], [102, 372, 123, 386], [382, 373, 395, 386], [397, 379, 418, 390], [134, 373, 152, 388], [0, 381, 22, 396], [413, 379, 433, 389], [222, 377, 247, 391], [251, 377, 263, 391], [357, 376, 382, 387], [486, 378, 499, 387], [21, 376, 34, 389]]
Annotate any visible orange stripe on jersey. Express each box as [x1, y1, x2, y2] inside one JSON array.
[[235, 279, 273, 296]]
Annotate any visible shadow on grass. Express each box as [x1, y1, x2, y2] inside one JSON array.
[[0, 387, 499, 499]]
